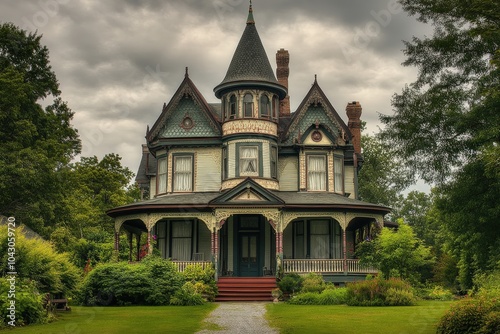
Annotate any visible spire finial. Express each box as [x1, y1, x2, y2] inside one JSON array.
[[185, 66, 189, 78], [314, 74, 317, 83], [247, 0, 255, 25]]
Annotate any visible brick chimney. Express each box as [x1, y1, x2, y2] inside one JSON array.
[[346, 101, 362, 154], [276, 48, 290, 116]]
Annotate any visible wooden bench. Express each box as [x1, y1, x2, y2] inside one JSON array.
[[51, 298, 71, 311]]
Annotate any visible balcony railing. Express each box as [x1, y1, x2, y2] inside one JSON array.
[[283, 259, 377, 274], [172, 261, 213, 272]]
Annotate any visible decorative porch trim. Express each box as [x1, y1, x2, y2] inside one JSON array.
[[281, 211, 347, 230], [114, 214, 148, 232], [214, 208, 280, 231], [345, 213, 384, 229], [147, 212, 216, 230]]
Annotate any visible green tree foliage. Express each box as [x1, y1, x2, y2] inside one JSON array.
[[398, 191, 435, 246], [0, 225, 79, 295], [380, 0, 500, 290], [358, 133, 414, 213], [357, 222, 434, 284], [0, 23, 81, 235]]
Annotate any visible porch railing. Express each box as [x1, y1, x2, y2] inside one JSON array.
[[283, 259, 377, 274], [172, 261, 213, 272]]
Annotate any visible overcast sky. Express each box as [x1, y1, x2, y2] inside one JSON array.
[[0, 0, 432, 189]]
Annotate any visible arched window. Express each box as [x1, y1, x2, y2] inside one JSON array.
[[273, 95, 279, 119], [229, 95, 237, 119], [221, 96, 226, 120], [260, 95, 270, 118], [243, 93, 253, 118]]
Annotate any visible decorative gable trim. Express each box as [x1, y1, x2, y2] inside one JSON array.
[[210, 177, 284, 206], [284, 80, 352, 145], [147, 70, 221, 142]]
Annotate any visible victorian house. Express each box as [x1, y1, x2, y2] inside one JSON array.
[[107, 4, 390, 291]]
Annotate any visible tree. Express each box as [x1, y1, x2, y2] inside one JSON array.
[[380, 0, 500, 289], [358, 132, 414, 215], [0, 23, 80, 235], [398, 191, 435, 245], [357, 221, 434, 285]]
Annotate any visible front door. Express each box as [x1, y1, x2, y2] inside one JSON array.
[[239, 233, 259, 277]]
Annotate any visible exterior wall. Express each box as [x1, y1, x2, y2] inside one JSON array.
[[150, 176, 157, 199], [344, 166, 355, 199], [278, 156, 298, 191]]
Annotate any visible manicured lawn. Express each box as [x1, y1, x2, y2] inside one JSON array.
[[266, 300, 454, 334], [9, 304, 217, 334]]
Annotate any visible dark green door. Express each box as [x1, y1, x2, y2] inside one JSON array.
[[239, 233, 259, 277]]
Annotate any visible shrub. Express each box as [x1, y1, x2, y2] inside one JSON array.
[[346, 277, 416, 306], [278, 273, 303, 295], [288, 292, 320, 305], [301, 273, 325, 293], [288, 288, 349, 305], [0, 279, 46, 327], [170, 282, 205, 306], [421, 285, 455, 301], [317, 288, 349, 305], [0, 225, 80, 296], [77, 256, 182, 306], [437, 298, 497, 334], [478, 311, 500, 334], [181, 264, 217, 301]]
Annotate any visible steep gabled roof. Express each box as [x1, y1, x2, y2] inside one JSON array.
[[147, 69, 221, 143], [213, 4, 287, 99], [283, 78, 352, 145]]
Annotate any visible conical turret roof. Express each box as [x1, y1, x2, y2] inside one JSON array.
[[214, 3, 287, 99]]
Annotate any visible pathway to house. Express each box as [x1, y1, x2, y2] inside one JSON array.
[[196, 302, 278, 334]]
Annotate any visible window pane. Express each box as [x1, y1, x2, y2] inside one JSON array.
[[171, 221, 192, 261], [230, 95, 237, 119], [334, 156, 343, 193], [307, 155, 326, 191], [158, 157, 167, 194], [260, 95, 270, 117], [310, 220, 330, 259], [244, 93, 253, 117], [271, 146, 277, 178], [240, 146, 258, 175], [174, 156, 192, 192]]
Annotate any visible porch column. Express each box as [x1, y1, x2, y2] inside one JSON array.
[[147, 229, 152, 255], [211, 228, 218, 280], [342, 229, 347, 273]]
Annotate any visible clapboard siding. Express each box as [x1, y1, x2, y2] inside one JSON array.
[[345, 166, 355, 199], [278, 156, 299, 191]]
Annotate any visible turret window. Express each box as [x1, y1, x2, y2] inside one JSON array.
[[229, 95, 237, 119], [243, 93, 253, 118], [260, 95, 270, 118], [273, 95, 279, 119]]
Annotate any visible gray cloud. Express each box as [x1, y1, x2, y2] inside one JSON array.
[[0, 0, 430, 186]]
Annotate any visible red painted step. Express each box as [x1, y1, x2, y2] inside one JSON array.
[[215, 277, 278, 302]]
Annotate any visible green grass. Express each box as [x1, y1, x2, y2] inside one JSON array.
[[7, 304, 217, 334], [266, 300, 454, 334]]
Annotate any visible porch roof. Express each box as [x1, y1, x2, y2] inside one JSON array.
[[107, 191, 390, 217]]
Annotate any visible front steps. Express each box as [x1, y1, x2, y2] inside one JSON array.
[[216, 277, 277, 302]]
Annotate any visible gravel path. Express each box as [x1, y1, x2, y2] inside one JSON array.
[[196, 302, 278, 334]]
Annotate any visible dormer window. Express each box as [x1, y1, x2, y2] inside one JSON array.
[[243, 93, 253, 118], [229, 95, 237, 119], [260, 95, 270, 118]]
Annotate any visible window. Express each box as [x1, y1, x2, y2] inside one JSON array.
[[222, 147, 227, 180], [239, 146, 258, 176], [222, 96, 227, 120], [309, 220, 330, 259], [273, 95, 279, 119], [173, 155, 193, 192], [334, 156, 343, 193], [293, 221, 305, 259], [307, 155, 327, 191], [271, 146, 278, 179], [260, 95, 270, 118], [229, 95, 237, 119], [171, 220, 192, 261], [157, 157, 167, 194], [243, 93, 253, 118]]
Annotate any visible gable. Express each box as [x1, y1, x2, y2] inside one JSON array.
[[147, 72, 221, 142], [283, 81, 351, 145], [210, 178, 284, 206], [159, 96, 220, 138]]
